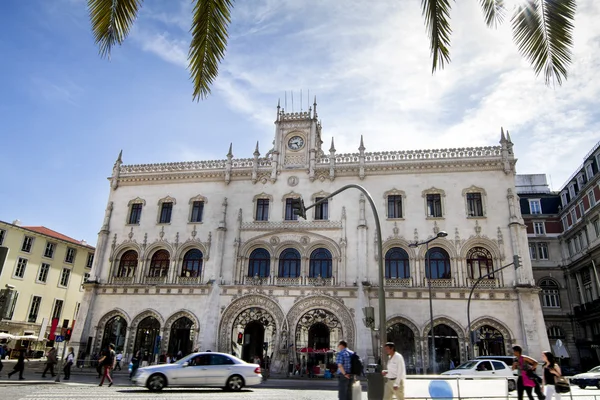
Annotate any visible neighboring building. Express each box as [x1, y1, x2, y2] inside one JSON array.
[[517, 174, 577, 366], [0, 220, 95, 341], [558, 140, 600, 371], [71, 103, 549, 375]]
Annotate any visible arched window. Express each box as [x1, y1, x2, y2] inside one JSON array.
[[547, 326, 565, 339], [101, 316, 127, 352], [117, 250, 138, 277], [309, 248, 332, 278], [278, 248, 301, 278], [181, 249, 203, 277], [540, 279, 561, 308], [148, 250, 170, 277], [385, 247, 410, 279], [425, 247, 451, 279], [466, 247, 494, 279], [248, 248, 270, 278]]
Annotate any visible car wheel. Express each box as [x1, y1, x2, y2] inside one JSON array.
[[508, 380, 516, 392], [147, 374, 167, 392], [579, 385, 586, 389], [225, 375, 244, 391]]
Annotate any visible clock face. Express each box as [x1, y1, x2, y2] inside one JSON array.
[[288, 136, 305, 150]]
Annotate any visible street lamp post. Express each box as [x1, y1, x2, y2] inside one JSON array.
[[409, 231, 448, 374], [292, 184, 388, 369]]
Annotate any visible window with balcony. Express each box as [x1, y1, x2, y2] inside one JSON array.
[[28, 296, 42, 323], [14, 258, 27, 278], [44, 242, 55, 258], [425, 247, 451, 279], [579, 201, 585, 218], [538, 242, 549, 260], [65, 247, 76, 264], [540, 279, 560, 308], [278, 248, 301, 278], [59, 268, 71, 287], [533, 222, 546, 235], [148, 249, 170, 277], [37, 263, 50, 283], [547, 326, 565, 339], [570, 209, 577, 224], [116, 250, 138, 278], [590, 191, 597, 208], [561, 216, 568, 231], [181, 249, 203, 278], [309, 248, 333, 278], [314, 197, 329, 220], [529, 199, 542, 214], [248, 248, 270, 277], [21, 236, 34, 252], [384, 247, 410, 279], [466, 247, 494, 279]]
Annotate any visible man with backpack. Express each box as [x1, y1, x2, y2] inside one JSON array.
[[336, 340, 362, 400]]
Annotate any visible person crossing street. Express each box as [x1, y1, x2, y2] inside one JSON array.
[[382, 342, 406, 400]]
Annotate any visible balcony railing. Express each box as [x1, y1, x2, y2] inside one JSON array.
[[176, 276, 203, 285], [306, 276, 334, 286], [574, 299, 600, 317], [423, 278, 455, 288], [273, 277, 302, 286], [385, 278, 413, 287], [111, 276, 135, 285], [466, 278, 500, 289], [145, 276, 167, 285], [240, 275, 336, 286]]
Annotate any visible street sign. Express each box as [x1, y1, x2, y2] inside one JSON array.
[[55, 336, 64, 343]]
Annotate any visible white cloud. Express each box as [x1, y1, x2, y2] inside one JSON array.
[[132, 0, 600, 188]]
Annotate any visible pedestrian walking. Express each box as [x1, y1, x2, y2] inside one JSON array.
[[512, 345, 545, 400], [42, 347, 57, 378], [336, 340, 354, 400], [7, 350, 28, 380], [115, 351, 123, 370], [130, 350, 141, 380], [63, 347, 75, 380], [96, 350, 105, 378], [382, 342, 406, 400], [99, 343, 115, 387], [542, 351, 562, 400]]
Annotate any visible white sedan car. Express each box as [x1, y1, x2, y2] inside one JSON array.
[[132, 352, 262, 392], [441, 359, 517, 391]]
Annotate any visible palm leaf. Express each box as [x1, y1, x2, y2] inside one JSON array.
[[421, 0, 453, 74], [189, 0, 233, 100], [88, 0, 143, 58], [511, 0, 576, 85], [479, 0, 506, 27]]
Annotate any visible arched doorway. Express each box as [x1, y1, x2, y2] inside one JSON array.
[[475, 325, 505, 356], [387, 323, 416, 373], [295, 309, 342, 373], [231, 307, 276, 363], [100, 316, 127, 352], [168, 317, 194, 358], [134, 316, 161, 364], [427, 324, 460, 373]]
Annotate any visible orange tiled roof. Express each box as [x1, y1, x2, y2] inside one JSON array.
[[21, 226, 94, 249]]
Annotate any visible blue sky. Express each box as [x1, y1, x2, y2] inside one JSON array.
[[1, 0, 599, 244]]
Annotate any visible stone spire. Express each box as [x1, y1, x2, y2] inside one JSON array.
[[500, 127, 506, 143], [227, 143, 233, 159], [277, 99, 281, 121], [313, 96, 318, 119], [329, 137, 336, 181], [358, 135, 366, 179], [253, 141, 260, 157], [252, 142, 260, 184], [225, 143, 233, 184], [329, 137, 336, 153], [111, 150, 123, 190], [359, 135, 365, 152]]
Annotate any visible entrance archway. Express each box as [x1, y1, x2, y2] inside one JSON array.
[[101, 315, 127, 352], [387, 323, 416, 373], [168, 317, 194, 358], [308, 323, 330, 349], [231, 307, 276, 363], [427, 324, 460, 373], [295, 309, 342, 372], [134, 316, 161, 363], [475, 325, 505, 356]]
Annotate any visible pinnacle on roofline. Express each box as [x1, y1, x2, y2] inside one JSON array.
[[359, 135, 365, 151], [254, 141, 260, 156], [329, 137, 336, 152], [116, 149, 123, 164], [227, 143, 233, 158]]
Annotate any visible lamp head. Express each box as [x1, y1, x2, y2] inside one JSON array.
[[436, 231, 448, 238], [408, 243, 418, 248]]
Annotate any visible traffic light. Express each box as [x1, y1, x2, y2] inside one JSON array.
[[65, 328, 72, 341], [513, 254, 522, 269], [237, 332, 243, 345], [290, 197, 306, 219]]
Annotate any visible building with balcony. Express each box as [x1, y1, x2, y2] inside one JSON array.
[[0, 220, 95, 342], [516, 174, 576, 366], [71, 101, 548, 374], [558, 140, 600, 371]]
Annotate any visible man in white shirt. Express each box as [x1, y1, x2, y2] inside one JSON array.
[[382, 342, 406, 400]]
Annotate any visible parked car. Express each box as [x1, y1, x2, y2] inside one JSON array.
[[475, 356, 518, 376], [132, 352, 262, 392], [570, 366, 600, 389], [441, 359, 517, 391]]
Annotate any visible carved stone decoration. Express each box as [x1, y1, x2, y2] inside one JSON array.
[[175, 232, 180, 249], [393, 222, 399, 238], [286, 294, 356, 350], [342, 206, 346, 220], [433, 221, 440, 235], [217, 294, 287, 356], [191, 225, 197, 238], [143, 233, 148, 249], [159, 226, 165, 240], [497, 227, 503, 244], [474, 220, 482, 236], [454, 228, 460, 247], [270, 236, 280, 245], [414, 228, 419, 242], [288, 176, 299, 187], [300, 236, 310, 246], [112, 234, 117, 250], [128, 227, 134, 240]]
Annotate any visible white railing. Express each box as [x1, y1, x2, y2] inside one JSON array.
[[385, 278, 413, 287], [467, 278, 500, 289], [423, 278, 455, 288]]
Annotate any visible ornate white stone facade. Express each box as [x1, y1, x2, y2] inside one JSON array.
[[72, 104, 549, 373]]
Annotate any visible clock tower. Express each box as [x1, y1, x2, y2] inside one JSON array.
[[271, 97, 323, 178]]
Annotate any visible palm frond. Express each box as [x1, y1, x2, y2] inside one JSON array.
[[89, 0, 143, 58], [421, 0, 453, 74], [479, 0, 506, 28], [189, 0, 233, 100], [511, 0, 576, 85]]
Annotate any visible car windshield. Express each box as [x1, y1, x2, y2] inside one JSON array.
[[588, 366, 600, 373], [455, 361, 478, 370]]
